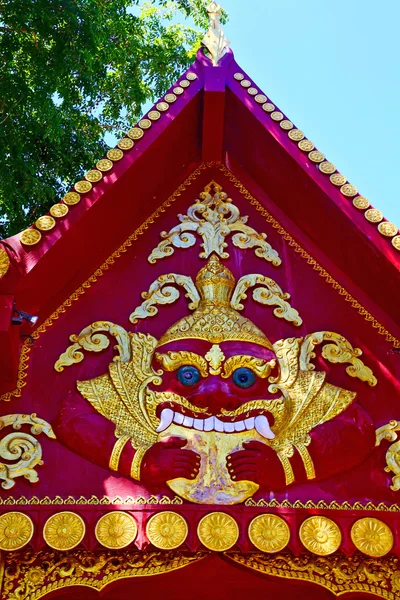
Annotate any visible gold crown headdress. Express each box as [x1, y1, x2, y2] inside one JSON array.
[[130, 254, 302, 350]]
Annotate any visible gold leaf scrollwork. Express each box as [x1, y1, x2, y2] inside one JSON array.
[[299, 331, 377, 386], [129, 274, 200, 324], [231, 274, 302, 326], [147, 181, 281, 266], [54, 321, 131, 372], [226, 553, 400, 599], [0, 414, 56, 489], [376, 420, 400, 491]]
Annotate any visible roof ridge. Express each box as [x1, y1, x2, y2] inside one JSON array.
[[231, 69, 400, 255]]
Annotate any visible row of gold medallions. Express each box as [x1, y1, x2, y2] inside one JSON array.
[[19, 72, 198, 247], [233, 72, 400, 253], [0, 511, 395, 557]]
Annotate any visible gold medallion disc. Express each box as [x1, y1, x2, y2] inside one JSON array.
[[330, 173, 347, 186], [127, 127, 144, 140], [197, 512, 239, 551], [95, 511, 137, 549], [35, 215, 56, 231], [392, 235, 400, 250], [234, 73, 244, 81], [117, 137, 134, 150], [308, 151, 325, 163], [43, 511, 85, 551], [340, 183, 358, 197], [288, 129, 304, 141], [50, 203, 69, 218], [74, 180, 92, 194], [0, 247, 10, 278], [139, 119, 151, 130], [20, 229, 42, 246], [353, 196, 370, 210], [165, 93, 177, 103], [378, 221, 398, 237], [173, 86, 184, 95], [146, 511, 188, 550], [148, 111, 161, 121], [280, 120, 293, 130], [156, 102, 169, 112], [186, 72, 198, 81], [248, 87, 258, 96], [63, 191, 81, 205], [299, 516, 341, 556], [248, 514, 290, 553], [240, 80, 251, 88], [319, 161, 336, 174], [107, 148, 124, 161], [365, 208, 383, 223], [0, 512, 34, 551], [180, 80, 190, 88], [350, 518, 393, 557], [262, 103, 275, 113], [271, 111, 283, 121], [255, 94, 267, 104], [298, 139, 314, 152]]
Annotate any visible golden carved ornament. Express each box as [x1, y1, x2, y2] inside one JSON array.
[[50, 203, 69, 218], [180, 80, 190, 88], [0, 511, 34, 551], [63, 191, 81, 205], [43, 511, 85, 551], [165, 93, 177, 103], [351, 518, 393, 557], [227, 552, 400, 599], [139, 119, 152, 129], [271, 111, 283, 121], [255, 94, 267, 104], [240, 79, 251, 88], [341, 183, 358, 197], [128, 127, 144, 139], [299, 516, 342, 555], [234, 72, 244, 80], [3, 549, 207, 598], [299, 331, 377, 386], [173, 86, 184, 95], [376, 420, 400, 491], [95, 511, 137, 549], [308, 151, 324, 163], [262, 102, 275, 113], [0, 247, 10, 278], [84, 169, 102, 182], [392, 235, 400, 250], [319, 161, 336, 174], [156, 101, 169, 112], [330, 173, 347, 186], [186, 72, 197, 80], [155, 350, 209, 378], [231, 273, 302, 326], [353, 195, 370, 209], [378, 222, 398, 237], [0, 413, 56, 489], [247, 87, 258, 96], [117, 137, 134, 150], [74, 180, 92, 193], [35, 215, 56, 231], [20, 228, 41, 246], [298, 139, 314, 152], [288, 129, 304, 141], [133, 256, 285, 350], [147, 180, 281, 266], [280, 120, 293, 130], [148, 110, 161, 121], [221, 355, 276, 380], [205, 344, 225, 375], [365, 208, 383, 223], [198, 512, 239, 551], [107, 148, 124, 161], [202, 2, 230, 66], [146, 511, 188, 549], [248, 514, 290, 553]]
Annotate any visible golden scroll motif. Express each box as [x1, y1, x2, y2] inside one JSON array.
[[147, 181, 281, 266], [226, 553, 400, 600], [131, 255, 300, 329], [376, 420, 400, 491], [2, 549, 207, 599], [0, 414, 56, 489], [299, 331, 377, 386]]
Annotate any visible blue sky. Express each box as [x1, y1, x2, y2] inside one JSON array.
[[217, 0, 400, 225]]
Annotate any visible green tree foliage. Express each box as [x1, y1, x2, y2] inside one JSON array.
[[0, 0, 212, 238]]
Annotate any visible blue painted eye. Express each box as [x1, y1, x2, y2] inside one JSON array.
[[177, 366, 201, 386], [232, 368, 256, 389]]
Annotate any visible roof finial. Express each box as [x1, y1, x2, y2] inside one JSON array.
[[201, 2, 230, 66]]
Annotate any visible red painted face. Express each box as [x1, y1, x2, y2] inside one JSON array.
[[151, 339, 278, 419]]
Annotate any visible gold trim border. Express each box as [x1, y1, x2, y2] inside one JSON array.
[[226, 552, 400, 600], [0, 494, 399, 512], [2, 161, 399, 402]]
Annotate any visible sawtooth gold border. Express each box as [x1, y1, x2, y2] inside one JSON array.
[[2, 161, 398, 403]]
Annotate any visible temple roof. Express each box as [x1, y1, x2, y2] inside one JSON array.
[[0, 9, 399, 389]]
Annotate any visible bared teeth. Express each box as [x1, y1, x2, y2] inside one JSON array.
[[156, 408, 174, 432], [161, 410, 273, 437], [254, 415, 275, 439]]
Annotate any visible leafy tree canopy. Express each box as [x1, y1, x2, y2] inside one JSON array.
[[0, 0, 218, 238]]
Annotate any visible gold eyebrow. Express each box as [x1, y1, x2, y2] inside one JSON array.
[[222, 355, 276, 379], [155, 351, 209, 378]]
